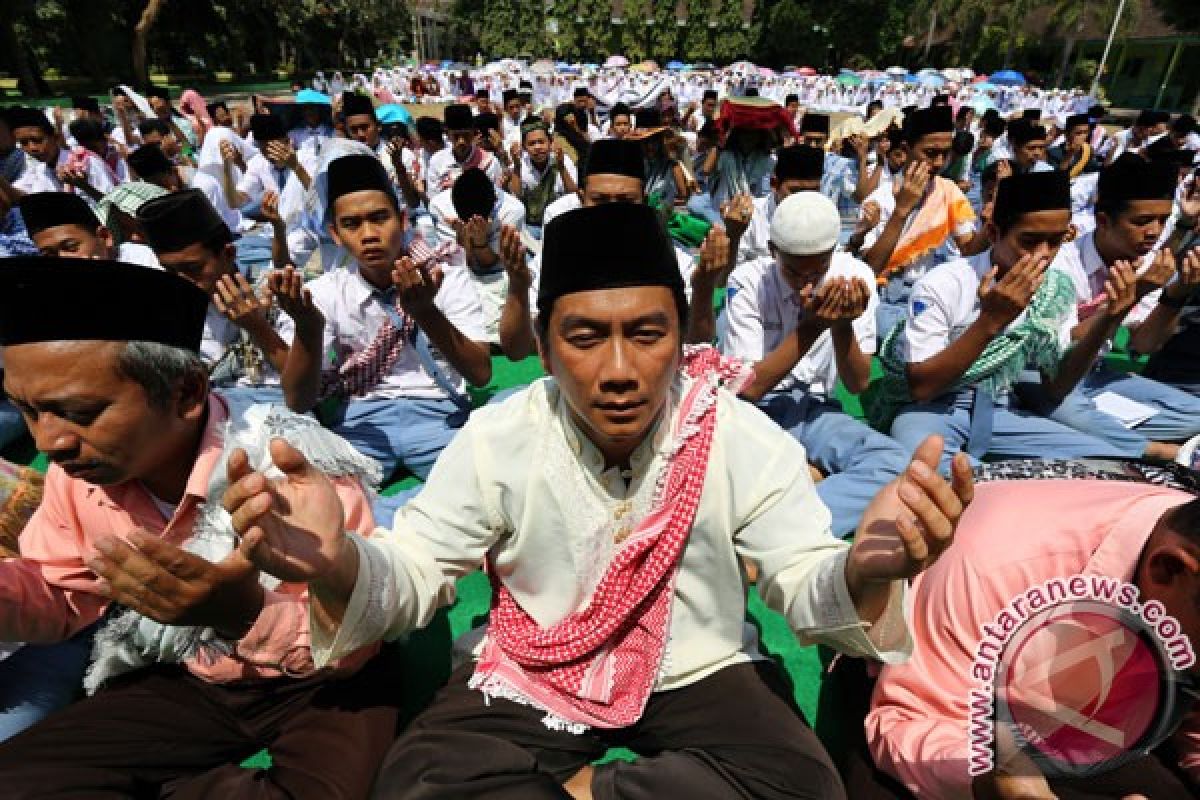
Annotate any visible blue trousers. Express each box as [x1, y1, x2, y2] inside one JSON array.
[[760, 390, 909, 537], [215, 386, 286, 408], [1068, 366, 1200, 443], [686, 193, 724, 228], [890, 393, 1133, 474], [234, 229, 275, 282], [0, 624, 96, 742], [0, 398, 25, 451], [875, 274, 914, 344], [328, 396, 466, 481]]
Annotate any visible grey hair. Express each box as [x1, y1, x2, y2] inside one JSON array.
[[115, 341, 208, 410]]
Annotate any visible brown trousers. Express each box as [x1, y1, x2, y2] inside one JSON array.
[[371, 659, 846, 800], [0, 649, 403, 799]]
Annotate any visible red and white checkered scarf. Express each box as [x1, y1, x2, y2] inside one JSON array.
[[470, 346, 754, 732]]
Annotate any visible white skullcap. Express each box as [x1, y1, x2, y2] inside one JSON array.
[[769, 192, 840, 256]]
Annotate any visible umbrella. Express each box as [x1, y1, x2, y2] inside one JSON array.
[[758, 66, 776, 78], [970, 96, 998, 114], [885, 66, 909, 76], [555, 61, 571, 70], [972, 82, 997, 92], [667, 60, 686, 70], [991, 69, 1026, 87], [917, 72, 945, 88], [639, 60, 660, 71], [605, 55, 629, 68], [692, 61, 715, 71], [730, 60, 756, 74], [375, 103, 413, 126], [531, 60, 556, 75], [798, 66, 817, 76], [837, 73, 863, 87], [294, 89, 331, 105]]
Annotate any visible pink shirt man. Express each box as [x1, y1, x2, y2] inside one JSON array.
[[1, 394, 378, 683], [866, 479, 1200, 797]]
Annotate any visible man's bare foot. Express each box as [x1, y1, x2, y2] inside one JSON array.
[[563, 765, 594, 800], [809, 463, 825, 483], [1144, 442, 1180, 462]]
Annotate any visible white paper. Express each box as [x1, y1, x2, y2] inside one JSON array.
[[1094, 390, 1158, 429]]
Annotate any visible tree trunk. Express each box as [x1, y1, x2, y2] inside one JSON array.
[[132, 0, 167, 89], [924, 5, 938, 62], [1055, 35, 1076, 88]]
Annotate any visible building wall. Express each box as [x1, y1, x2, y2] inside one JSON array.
[[1077, 37, 1199, 112]]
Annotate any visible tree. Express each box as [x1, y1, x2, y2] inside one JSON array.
[[1153, 0, 1200, 31], [757, 0, 818, 67], [132, 0, 166, 86]]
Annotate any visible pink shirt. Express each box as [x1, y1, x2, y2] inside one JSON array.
[[866, 479, 1199, 798], [1, 394, 378, 683]]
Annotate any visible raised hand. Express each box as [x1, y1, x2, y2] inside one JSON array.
[[1103, 259, 1139, 319], [1177, 247, 1200, 293], [88, 529, 263, 638], [213, 272, 271, 328], [219, 140, 238, 164], [978, 252, 1051, 332], [498, 223, 531, 293], [895, 159, 931, 215], [551, 139, 565, 166], [393, 256, 443, 315], [264, 139, 298, 171], [223, 440, 347, 584], [855, 199, 881, 235], [465, 215, 491, 249], [797, 279, 847, 333], [847, 435, 973, 588], [720, 193, 754, 242], [508, 140, 522, 165], [266, 265, 323, 329], [1135, 247, 1176, 299], [692, 225, 732, 288], [260, 190, 284, 227]]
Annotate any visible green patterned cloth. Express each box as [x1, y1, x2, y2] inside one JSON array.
[[863, 268, 1078, 431], [94, 181, 169, 244]]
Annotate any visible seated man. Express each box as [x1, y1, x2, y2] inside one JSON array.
[[505, 120, 578, 236], [0, 257, 397, 797], [1008, 118, 1054, 175], [1127, 178, 1200, 396], [1042, 154, 1200, 463], [8, 106, 116, 203], [870, 171, 1136, 471], [723, 192, 909, 537], [137, 189, 319, 408], [17, 190, 158, 267], [428, 167, 526, 351], [426, 103, 503, 195], [286, 154, 491, 495], [861, 106, 987, 336], [866, 464, 1200, 798], [223, 202, 975, 799], [730, 144, 823, 268]]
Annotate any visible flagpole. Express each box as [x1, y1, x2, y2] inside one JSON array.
[[1089, 0, 1127, 99]]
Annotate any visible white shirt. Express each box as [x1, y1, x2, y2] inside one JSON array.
[[294, 261, 486, 401], [1055, 231, 1160, 329], [862, 177, 976, 284], [117, 241, 160, 268], [899, 249, 1078, 364], [515, 152, 577, 196], [736, 193, 777, 267], [311, 377, 910, 690], [190, 168, 243, 234], [427, 188, 526, 253], [542, 192, 581, 226], [426, 147, 504, 196], [236, 153, 311, 260], [13, 150, 116, 205], [723, 253, 878, 397]]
